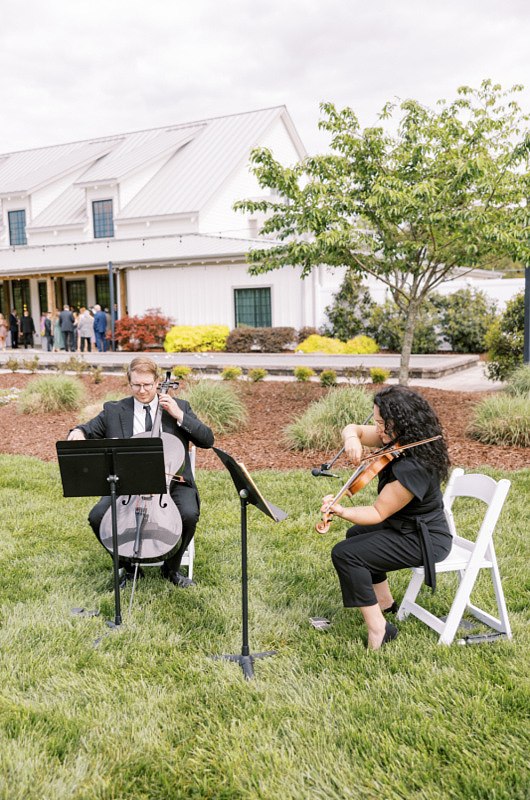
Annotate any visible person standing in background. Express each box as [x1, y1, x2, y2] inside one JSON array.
[[43, 312, 54, 352], [53, 309, 65, 352], [59, 304, 75, 352], [78, 307, 94, 352], [9, 309, 19, 349], [93, 304, 107, 352], [0, 313, 7, 351], [20, 310, 36, 348]]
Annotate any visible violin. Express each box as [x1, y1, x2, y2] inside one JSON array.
[[99, 371, 186, 563], [315, 435, 442, 534]]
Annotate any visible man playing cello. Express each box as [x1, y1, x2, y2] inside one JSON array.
[[68, 356, 214, 587]]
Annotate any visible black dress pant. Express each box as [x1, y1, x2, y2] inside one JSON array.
[[331, 523, 451, 608], [88, 484, 200, 572]]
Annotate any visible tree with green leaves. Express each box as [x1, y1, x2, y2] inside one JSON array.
[[235, 81, 530, 384]]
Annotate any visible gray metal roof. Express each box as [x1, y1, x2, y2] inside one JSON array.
[[0, 139, 115, 195], [0, 107, 305, 227], [76, 124, 205, 184], [117, 107, 286, 219]]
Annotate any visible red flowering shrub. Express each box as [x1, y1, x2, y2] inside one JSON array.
[[114, 308, 173, 351]]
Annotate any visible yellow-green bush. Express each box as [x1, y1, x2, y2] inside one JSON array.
[[344, 335, 379, 354], [296, 334, 346, 354], [164, 325, 229, 353]]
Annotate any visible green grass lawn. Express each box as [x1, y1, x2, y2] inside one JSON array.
[[0, 456, 528, 800]]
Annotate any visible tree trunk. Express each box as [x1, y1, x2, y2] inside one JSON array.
[[398, 300, 420, 385]]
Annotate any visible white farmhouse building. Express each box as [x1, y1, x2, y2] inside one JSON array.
[[0, 106, 346, 342], [0, 106, 523, 347]]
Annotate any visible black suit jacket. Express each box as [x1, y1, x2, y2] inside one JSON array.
[[76, 396, 214, 489]]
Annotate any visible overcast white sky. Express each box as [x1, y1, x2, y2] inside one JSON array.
[[0, 0, 528, 156]]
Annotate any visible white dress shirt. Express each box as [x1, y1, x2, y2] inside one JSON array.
[[133, 396, 159, 435]]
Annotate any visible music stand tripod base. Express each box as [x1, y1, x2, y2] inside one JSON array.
[[215, 649, 277, 681]]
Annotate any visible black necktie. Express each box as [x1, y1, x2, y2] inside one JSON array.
[[143, 404, 153, 432]]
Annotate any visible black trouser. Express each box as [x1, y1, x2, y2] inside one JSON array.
[[88, 484, 200, 572], [80, 337, 92, 352], [331, 523, 451, 607], [23, 333, 33, 348], [63, 330, 74, 352], [10, 330, 18, 348]]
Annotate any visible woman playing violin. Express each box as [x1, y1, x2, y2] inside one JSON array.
[[321, 386, 452, 650]]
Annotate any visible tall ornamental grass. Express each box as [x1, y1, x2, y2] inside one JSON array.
[[468, 393, 530, 447], [506, 365, 530, 397], [181, 378, 247, 434], [16, 375, 86, 414], [285, 386, 373, 450]]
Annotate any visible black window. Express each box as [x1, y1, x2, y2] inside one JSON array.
[[92, 199, 114, 238], [66, 280, 87, 310], [38, 282, 48, 314], [234, 287, 272, 327], [12, 279, 31, 313], [8, 210, 27, 246], [95, 274, 116, 310]]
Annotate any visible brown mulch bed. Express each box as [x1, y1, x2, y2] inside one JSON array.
[[0, 373, 527, 472]]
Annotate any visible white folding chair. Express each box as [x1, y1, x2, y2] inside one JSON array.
[[397, 468, 512, 645]]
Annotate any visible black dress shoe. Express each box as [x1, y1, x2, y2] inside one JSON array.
[[381, 622, 398, 646], [161, 565, 196, 588], [383, 601, 399, 614]]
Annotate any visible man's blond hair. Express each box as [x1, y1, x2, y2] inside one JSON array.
[[127, 356, 159, 381]]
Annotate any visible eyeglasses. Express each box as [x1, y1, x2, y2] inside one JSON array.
[[130, 382, 155, 391]]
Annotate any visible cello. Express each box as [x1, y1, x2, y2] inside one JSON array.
[[99, 371, 185, 564]]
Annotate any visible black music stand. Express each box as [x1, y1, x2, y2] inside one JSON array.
[[56, 438, 166, 627], [213, 447, 288, 680]]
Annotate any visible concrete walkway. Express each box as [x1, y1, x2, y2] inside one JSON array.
[[0, 349, 504, 392]]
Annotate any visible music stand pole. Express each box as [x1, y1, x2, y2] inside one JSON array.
[[107, 473, 122, 627], [239, 490, 251, 666]]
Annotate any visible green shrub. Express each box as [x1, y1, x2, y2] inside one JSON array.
[[221, 366, 243, 381], [284, 387, 373, 451], [323, 274, 376, 340], [180, 379, 247, 434], [370, 367, 391, 384], [164, 325, 229, 353], [467, 393, 530, 447], [6, 357, 20, 372], [115, 308, 172, 351], [433, 288, 498, 353], [247, 368, 268, 382], [225, 327, 296, 352], [22, 356, 40, 373], [366, 299, 439, 353], [297, 326, 319, 343], [293, 366, 316, 382], [57, 356, 86, 374], [172, 365, 193, 380], [90, 366, 103, 384], [344, 335, 379, 354], [17, 376, 86, 414], [506, 365, 530, 397], [319, 369, 337, 387], [485, 292, 525, 381], [296, 334, 345, 354]]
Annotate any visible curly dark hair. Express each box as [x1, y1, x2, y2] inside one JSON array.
[[374, 386, 450, 481]]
